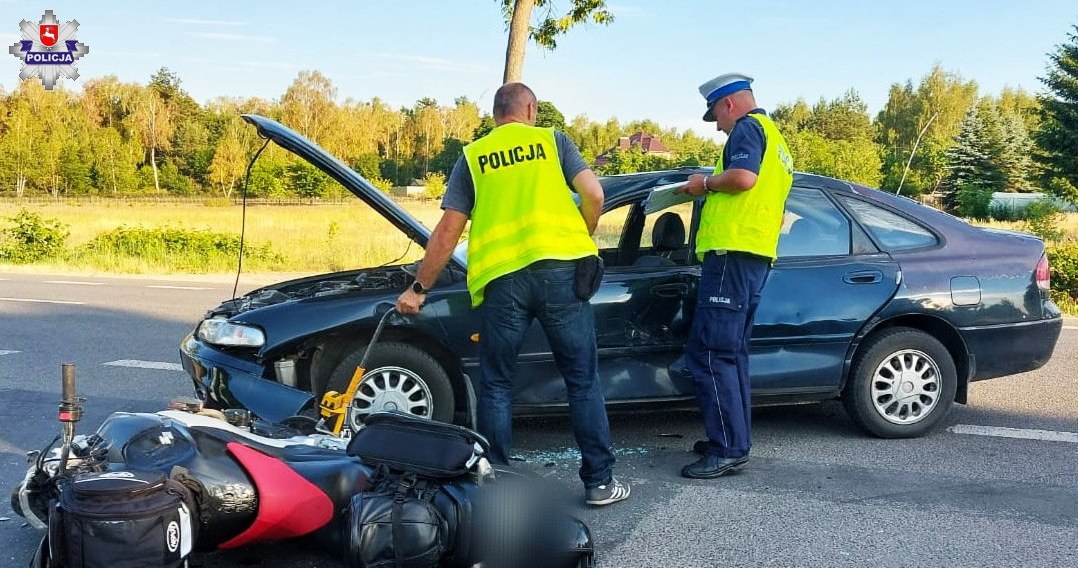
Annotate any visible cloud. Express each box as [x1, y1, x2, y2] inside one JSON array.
[[184, 32, 276, 43], [165, 18, 245, 26], [374, 53, 487, 74]]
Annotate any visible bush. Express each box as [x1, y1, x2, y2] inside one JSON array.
[[83, 226, 280, 270], [423, 172, 447, 200], [287, 161, 331, 198], [0, 210, 69, 263], [1023, 200, 1064, 243], [368, 175, 394, 194], [1047, 242, 1078, 308], [988, 202, 1022, 222], [955, 183, 993, 219]]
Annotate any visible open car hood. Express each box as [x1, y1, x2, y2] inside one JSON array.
[[241, 114, 466, 269]]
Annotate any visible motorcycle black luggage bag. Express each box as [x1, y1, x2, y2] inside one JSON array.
[[345, 411, 489, 478], [55, 470, 196, 568], [344, 471, 449, 568]]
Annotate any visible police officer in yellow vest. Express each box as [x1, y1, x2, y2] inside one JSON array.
[[396, 83, 630, 506], [674, 73, 793, 479]]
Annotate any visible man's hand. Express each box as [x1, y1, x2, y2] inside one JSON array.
[[676, 170, 757, 197], [396, 289, 425, 315], [676, 174, 709, 198]]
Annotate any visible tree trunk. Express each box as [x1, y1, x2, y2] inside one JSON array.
[[151, 146, 160, 193], [503, 0, 534, 84]]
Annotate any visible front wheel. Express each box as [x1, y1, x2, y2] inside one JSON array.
[[843, 327, 957, 438], [326, 341, 455, 432]]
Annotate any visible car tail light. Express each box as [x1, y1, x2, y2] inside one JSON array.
[[1035, 253, 1050, 291]]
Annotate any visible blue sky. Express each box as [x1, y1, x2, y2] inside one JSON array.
[[2, 1, 1076, 139]]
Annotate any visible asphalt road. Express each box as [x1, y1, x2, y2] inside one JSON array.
[[1, 271, 1076, 568]]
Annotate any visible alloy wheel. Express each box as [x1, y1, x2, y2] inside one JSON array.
[[348, 365, 433, 430]]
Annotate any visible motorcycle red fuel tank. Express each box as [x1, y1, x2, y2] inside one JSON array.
[[218, 442, 334, 548]]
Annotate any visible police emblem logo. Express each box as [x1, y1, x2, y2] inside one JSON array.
[[7, 10, 90, 90], [39, 24, 59, 47]]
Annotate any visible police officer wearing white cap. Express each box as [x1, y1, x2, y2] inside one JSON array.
[[675, 73, 794, 479]]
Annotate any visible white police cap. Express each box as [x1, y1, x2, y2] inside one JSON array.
[[698, 72, 754, 121]]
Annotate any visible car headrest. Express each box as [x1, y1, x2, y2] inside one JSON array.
[[652, 212, 686, 251], [788, 217, 821, 241]]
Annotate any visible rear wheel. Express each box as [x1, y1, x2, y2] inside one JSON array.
[[326, 341, 455, 431], [843, 327, 957, 438]]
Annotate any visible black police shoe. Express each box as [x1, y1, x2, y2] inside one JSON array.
[[692, 439, 710, 455], [680, 455, 749, 479]]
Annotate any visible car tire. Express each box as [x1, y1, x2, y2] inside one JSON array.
[[327, 341, 455, 430], [843, 327, 957, 438]]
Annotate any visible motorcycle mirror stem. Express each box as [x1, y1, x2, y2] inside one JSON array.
[[57, 362, 84, 475]]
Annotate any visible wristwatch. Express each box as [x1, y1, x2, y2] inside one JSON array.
[[411, 280, 430, 294]]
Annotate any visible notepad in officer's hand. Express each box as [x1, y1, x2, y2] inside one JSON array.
[[643, 181, 697, 215]]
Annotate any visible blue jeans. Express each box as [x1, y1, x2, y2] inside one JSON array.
[[686, 251, 770, 458], [477, 260, 616, 488]]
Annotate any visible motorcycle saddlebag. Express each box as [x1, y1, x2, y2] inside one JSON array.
[[345, 411, 489, 479], [344, 472, 449, 568], [55, 470, 196, 568]]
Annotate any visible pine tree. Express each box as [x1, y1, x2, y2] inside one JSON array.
[[942, 107, 991, 210], [997, 111, 1036, 192], [1036, 24, 1078, 199]]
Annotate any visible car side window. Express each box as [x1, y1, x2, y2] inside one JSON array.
[[594, 205, 629, 250], [838, 196, 938, 251], [777, 187, 850, 257]]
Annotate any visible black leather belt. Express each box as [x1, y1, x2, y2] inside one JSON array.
[[527, 258, 578, 270]]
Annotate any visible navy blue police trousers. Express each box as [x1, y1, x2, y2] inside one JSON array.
[[686, 251, 771, 459]]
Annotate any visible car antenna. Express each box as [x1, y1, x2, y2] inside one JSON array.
[[233, 136, 272, 300]]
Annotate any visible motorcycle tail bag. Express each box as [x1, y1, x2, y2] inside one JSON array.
[[55, 470, 196, 568], [346, 411, 489, 478]]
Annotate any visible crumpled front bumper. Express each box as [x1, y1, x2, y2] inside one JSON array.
[[179, 333, 314, 423]]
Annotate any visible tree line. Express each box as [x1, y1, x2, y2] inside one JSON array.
[[1, 23, 1077, 215]]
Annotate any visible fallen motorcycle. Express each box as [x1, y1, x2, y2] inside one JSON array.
[[11, 364, 595, 568]]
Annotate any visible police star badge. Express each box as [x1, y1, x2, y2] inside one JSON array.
[[7, 10, 89, 90]]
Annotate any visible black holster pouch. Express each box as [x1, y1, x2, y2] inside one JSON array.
[[574, 256, 604, 300]]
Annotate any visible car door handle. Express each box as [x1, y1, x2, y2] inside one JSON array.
[[652, 283, 690, 297], [843, 270, 883, 284]]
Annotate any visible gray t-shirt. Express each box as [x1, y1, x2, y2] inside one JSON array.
[[440, 130, 590, 215]]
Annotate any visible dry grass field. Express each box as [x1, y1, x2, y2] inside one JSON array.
[[0, 198, 634, 275], [0, 199, 443, 274]]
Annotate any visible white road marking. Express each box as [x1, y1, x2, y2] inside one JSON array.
[[0, 297, 85, 305], [0, 350, 19, 356], [949, 424, 1078, 444], [146, 285, 211, 290], [104, 359, 184, 372], [1063, 326, 1078, 330], [42, 280, 104, 286]]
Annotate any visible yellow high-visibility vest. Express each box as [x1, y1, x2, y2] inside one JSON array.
[[695, 113, 793, 260], [463, 123, 597, 306]]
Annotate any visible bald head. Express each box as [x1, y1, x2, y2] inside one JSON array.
[[493, 82, 537, 125]]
